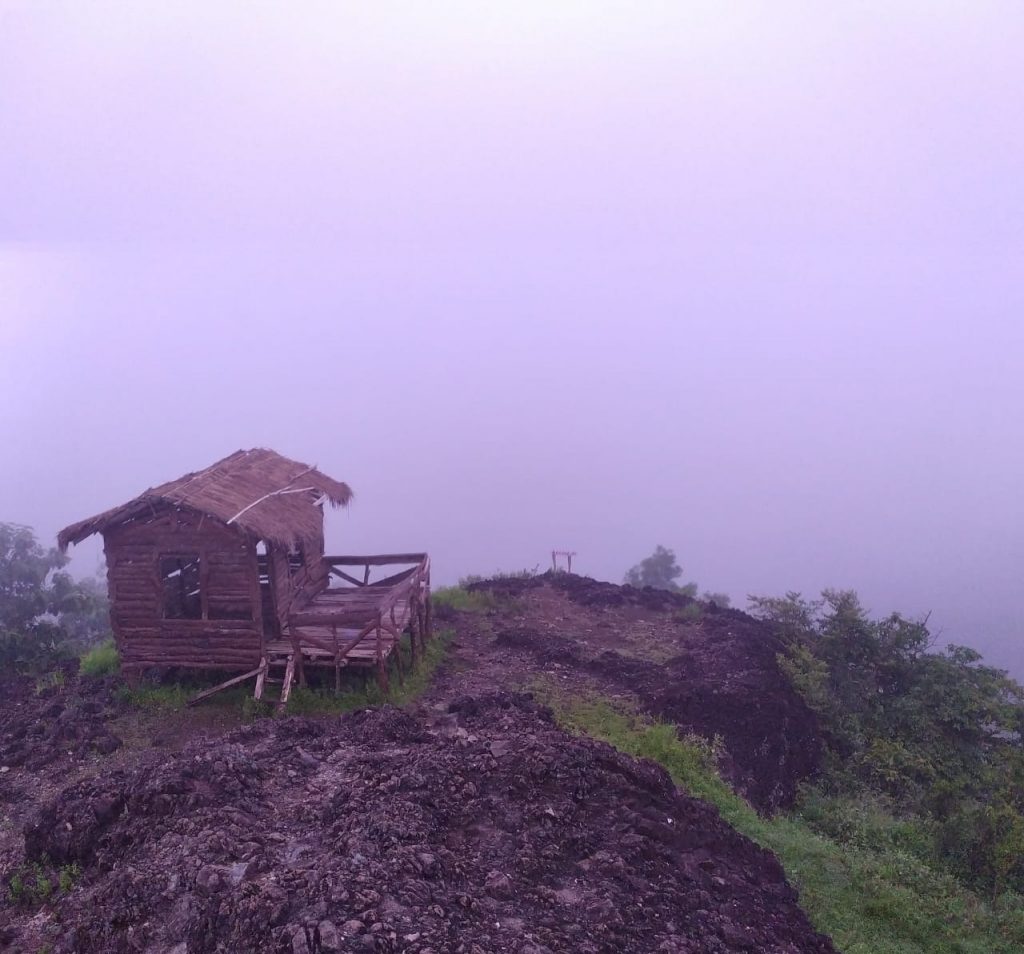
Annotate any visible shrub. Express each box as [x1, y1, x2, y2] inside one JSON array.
[[80, 638, 119, 677]]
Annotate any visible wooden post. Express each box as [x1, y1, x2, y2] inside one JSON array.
[[254, 658, 268, 700], [375, 623, 388, 694], [279, 654, 296, 711], [408, 603, 419, 664], [332, 622, 341, 693]]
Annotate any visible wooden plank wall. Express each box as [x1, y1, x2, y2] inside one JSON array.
[[267, 528, 328, 631], [103, 507, 263, 671]]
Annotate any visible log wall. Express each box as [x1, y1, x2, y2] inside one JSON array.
[[102, 507, 264, 671]]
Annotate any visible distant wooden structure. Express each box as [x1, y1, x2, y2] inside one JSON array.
[[551, 550, 577, 573], [58, 449, 432, 704]]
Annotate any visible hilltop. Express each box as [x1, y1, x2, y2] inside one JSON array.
[[2, 572, 1022, 953]]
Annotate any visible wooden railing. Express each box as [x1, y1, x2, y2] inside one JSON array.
[[285, 553, 432, 692], [323, 552, 429, 589]]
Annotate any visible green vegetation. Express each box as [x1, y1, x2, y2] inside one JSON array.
[[7, 860, 80, 906], [624, 545, 731, 604], [117, 681, 194, 711], [286, 629, 453, 714], [750, 589, 1024, 902], [79, 638, 119, 677], [434, 569, 540, 616], [34, 669, 65, 694], [543, 690, 1024, 954], [674, 603, 703, 623], [0, 522, 110, 674], [432, 585, 496, 614]]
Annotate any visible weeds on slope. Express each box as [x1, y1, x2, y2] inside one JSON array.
[[538, 686, 1024, 954]]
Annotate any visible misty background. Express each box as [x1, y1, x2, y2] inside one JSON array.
[[1, 3, 1021, 677]]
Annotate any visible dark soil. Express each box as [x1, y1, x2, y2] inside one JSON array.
[[0, 574, 833, 953], [0, 673, 125, 773], [13, 695, 834, 954], [465, 574, 822, 812]]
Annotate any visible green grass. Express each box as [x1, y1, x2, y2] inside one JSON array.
[[432, 585, 497, 613], [540, 689, 1024, 954], [79, 639, 120, 677], [7, 860, 80, 906], [117, 681, 194, 710], [674, 603, 704, 623], [34, 669, 65, 694], [286, 628, 453, 714]]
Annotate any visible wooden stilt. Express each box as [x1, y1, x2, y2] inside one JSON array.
[[254, 658, 268, 700], [408, 606, 419, 664], [375, 624, 389, 694], [278, 654, 296, 712]]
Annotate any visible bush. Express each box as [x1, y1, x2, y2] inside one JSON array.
[[0, 627, 72, 675], [80, 638, 119, 677]]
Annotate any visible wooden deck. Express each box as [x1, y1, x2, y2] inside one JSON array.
[[188, 553, 432, 709], [269, 553, 431, 702]]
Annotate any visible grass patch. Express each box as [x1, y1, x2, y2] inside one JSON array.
[[285, 628, 453, 715], [117, 682, 193, 710], [7, 860, 80, 906], [432, 586, 496, 614], [541, 688, 1024, 954], [34, 669, 65, 694], [674, 603, 704, 623], [80, 638, 120, 677]]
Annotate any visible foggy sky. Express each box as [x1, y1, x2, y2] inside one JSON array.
[[2, 3, 1022, 676]]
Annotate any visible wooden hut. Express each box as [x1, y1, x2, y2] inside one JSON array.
[[59, 448, 431, 703]]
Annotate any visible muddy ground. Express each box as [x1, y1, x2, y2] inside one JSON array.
[[1, 575, 833, 953]]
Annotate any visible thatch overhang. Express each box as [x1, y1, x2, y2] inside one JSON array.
[[58, 448, 352, 552]]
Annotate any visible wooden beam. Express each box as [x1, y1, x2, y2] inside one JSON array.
[[324, 553, 428, 566], [329, 567, 366, 587], [187, 665, 264, 706]]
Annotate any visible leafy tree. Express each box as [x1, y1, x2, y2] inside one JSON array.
[[0, 522, 109, 674], [624, 545, 681, 590], [624, 544, 696, 592], [0, 523, 67, 632], [750, 586, 1024, 897]]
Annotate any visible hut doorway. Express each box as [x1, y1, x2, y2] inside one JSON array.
[[256, 540, 279, 638]]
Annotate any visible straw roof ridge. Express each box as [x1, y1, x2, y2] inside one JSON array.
[[58, 448, 353, 551]]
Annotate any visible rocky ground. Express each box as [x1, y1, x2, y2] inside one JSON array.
[[0, 575, 834, 953]]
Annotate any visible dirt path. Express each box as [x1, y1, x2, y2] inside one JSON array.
[[422, 576, 822, 813]]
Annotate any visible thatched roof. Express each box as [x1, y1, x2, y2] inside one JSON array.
[[58, 448, 352, 551]]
